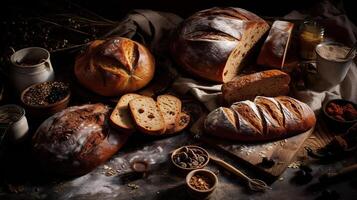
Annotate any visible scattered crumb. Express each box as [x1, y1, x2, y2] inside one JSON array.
[[288, 161, 301, 169], [127, 183, 139, 190], [102, 165, 117, 176], [279, 177, 284, 181]]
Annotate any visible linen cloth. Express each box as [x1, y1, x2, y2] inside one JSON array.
[[173, 1, 357, 112]]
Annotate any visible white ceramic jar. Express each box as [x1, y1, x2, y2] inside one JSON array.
[[0, 104, 29, 143], [10, 47, 55, 95]]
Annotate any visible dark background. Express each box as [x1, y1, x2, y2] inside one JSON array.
[[0, 0, 355, 22]]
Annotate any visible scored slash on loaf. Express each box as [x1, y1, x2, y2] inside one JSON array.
[[74, 37, 155, 96], [204, 96, 316, 142]]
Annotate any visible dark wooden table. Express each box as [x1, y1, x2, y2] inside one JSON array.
[[1, 118, 357, 200]]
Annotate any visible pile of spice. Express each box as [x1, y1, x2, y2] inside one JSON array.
[[326, 102, 357, 121], [189, 174, 214, 191], [172, 146, 208, 169], [23, 81, 69, 106]]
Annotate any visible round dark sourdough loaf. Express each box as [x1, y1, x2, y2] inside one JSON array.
[[204, 96, 316, 142], [171, 7, 270, 83], [32, 104, 129, 176]]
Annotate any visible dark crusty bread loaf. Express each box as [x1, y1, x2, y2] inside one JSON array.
[[129, 96, 166, 135], [110, 93, 142, 133], [32, 104, 129, 176], [257, 20, 294, 69], [222, 70, 290, 104], [204, 96, 316, 142], [171, 7, 270, 82]]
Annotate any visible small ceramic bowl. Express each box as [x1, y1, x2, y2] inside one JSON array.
[[171, 145, 210, 174], [322, 99, 357, 132], [186, 169, 218, 200], [20, 81, 70, 119]]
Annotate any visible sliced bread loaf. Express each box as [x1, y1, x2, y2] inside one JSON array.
[[110, 93, 141, 132], [166, 112, 191, 134], [222, 69, 290, 104], [129, 96, 166, 135], [157, 95, 182, 133]]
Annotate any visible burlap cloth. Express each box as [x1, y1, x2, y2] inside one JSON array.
[[107, 2, 357, 113]]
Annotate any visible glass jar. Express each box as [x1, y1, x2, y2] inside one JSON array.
[[299, 20, 325, 60]]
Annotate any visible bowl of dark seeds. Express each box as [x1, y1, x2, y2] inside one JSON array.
[[20, 81, 70, 118], [171, 145, 209, 173]]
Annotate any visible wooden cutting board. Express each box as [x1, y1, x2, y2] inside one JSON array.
[[191, 116, 314, 180]]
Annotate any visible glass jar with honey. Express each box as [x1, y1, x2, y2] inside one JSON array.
[[299, 20, 325, 60]]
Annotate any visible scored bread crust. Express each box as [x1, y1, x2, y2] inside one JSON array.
[[110, 93, 142, 133], [222, 69, 291, 104], [171, 7, 270, 83], [254, 96, 285, 136], [74, 37, 155, 96], [204, 96, 316, 142], [231, 101, 264, 137], [128, 96, 166, 135], [204, 107, 238, 139]]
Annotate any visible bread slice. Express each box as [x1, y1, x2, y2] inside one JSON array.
[[110, 93, 141, 132], [129, 96, 166, 135], [257, 20, 294, 69], [157, 95, 182, 133], [222, 69, 290, 104], [166, 112, 190, 134]]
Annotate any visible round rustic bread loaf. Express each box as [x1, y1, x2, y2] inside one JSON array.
[[74, 37, 155, 96], [32, 104, 129, 176], [171, 7, 270, 83]]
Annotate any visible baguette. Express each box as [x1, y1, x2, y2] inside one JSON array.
[[204, 96, 316, 142]]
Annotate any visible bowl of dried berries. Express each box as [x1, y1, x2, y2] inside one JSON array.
[[322, 99, 357, 132], [21, 81, 70, 118], [186, 169, 218, 199], [171, 145, 209, 174]]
